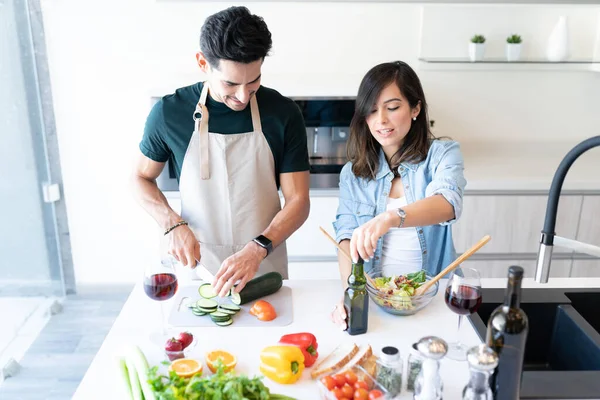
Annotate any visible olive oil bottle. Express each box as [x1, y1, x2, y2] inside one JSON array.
[[344, 258, 369, 335]]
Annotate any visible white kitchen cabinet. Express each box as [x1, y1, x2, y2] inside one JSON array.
[[288, 262, 340, 280], [571, 260, 600, 277], [576, 195, 600, 249], [452, 195, 582, 254], [461, 259, 572, 279]]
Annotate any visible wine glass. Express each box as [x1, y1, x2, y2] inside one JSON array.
[[143, 257, 179, 340], [444, 267, 482, 361]]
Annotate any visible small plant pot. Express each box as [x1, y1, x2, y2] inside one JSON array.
[[469, 43, 485, 62], [506, 43, 521, 62]]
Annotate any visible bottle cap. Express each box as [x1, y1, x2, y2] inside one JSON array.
[[380, 346, 400, 363], [508, 265, 524, 278], [466, 344, 498, 371]]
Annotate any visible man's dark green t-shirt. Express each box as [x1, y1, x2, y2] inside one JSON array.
[[140, 82, 309, 188]]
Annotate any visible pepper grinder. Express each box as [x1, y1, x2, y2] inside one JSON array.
[[462, 344, 498, 400], [414, 336, 448, 400]]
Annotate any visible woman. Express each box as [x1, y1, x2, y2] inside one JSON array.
[[331, 61, 466, 328]]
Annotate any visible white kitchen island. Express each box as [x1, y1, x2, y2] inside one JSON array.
[[73, 277, 600, 400]]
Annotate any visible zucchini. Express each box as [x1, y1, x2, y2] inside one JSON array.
[[209, 311, 229, 318], [214, 319, 234, 327], [217, 307, 236, 315], [220, 304, 241, 312], [191, 309, 207, 316], [230, 292, 241, 305], [234, 271, 283, 305], [196, 299, 218, 310], [198, 283, 217, 299]]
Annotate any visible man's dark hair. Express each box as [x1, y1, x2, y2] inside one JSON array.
[[200, 6, 272, 68]]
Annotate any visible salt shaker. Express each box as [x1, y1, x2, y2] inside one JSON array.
[[407, 342, 423, 392], [462, 344, 498, 400], [375, 346, 403, 397], [414, 336, 447, 400]]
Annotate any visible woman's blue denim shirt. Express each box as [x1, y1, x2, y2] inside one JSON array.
[[332, 140, 467, 276]]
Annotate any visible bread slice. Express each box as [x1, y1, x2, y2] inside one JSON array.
[[340, 344, 373, 372], [359, 354, 378, 377], [311, 342, 359, 379]]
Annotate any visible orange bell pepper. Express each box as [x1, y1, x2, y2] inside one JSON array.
[[249, 300, 277, 321], [259, 345, 305, 384]]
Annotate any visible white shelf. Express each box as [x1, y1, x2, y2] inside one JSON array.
[[418, 57, 600, 71]]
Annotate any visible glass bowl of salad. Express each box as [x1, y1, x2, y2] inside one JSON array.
[[365, 268, 439, 316]]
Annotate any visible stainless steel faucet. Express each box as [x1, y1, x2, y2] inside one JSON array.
[[535, 135, 600, 283]]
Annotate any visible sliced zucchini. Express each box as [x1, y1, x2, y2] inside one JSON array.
[[198, 307, 217, 313], [209, 311, 229, 318], [217, 307, 236, 315], [214, 319, 234, 327], [198, 283, 217, 299], [230, 292, 241, 305], [196, 299, 218, 310], [220, 303, 241, 312], [191, 309, 207, 316]]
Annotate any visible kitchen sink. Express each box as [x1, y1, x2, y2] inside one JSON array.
[[468, 288, 600, 399]]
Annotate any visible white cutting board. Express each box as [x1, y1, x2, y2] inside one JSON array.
[[167, 284, 293, 327]]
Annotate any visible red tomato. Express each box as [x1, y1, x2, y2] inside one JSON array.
[[333, 374, 347, 388], [368, 389, 384, 400], [354, 380, 369, 391], [344, 371, 358, 386], [353, 388, 369, 400], [341, 384, 354, 399], [321, 376, 336, 391], [331, 388, 345, 400]]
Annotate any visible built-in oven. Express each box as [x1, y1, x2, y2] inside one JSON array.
[[293, 97, 355, 189], [154, 96, 355, 192]]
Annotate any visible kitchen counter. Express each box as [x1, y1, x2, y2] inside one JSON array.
[[73, 277, 600, 399]]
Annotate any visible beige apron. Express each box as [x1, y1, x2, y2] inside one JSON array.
[[178, 82, 288, 279]]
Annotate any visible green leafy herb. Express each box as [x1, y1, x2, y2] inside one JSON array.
[[147, 361, 297, 400], [406, 270, 426, 284]]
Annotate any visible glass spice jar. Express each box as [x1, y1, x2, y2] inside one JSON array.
[[407, 342, 423, 392], [375, 346, 403, 397]]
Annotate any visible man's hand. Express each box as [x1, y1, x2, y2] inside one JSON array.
[[212, 242, 265, 297], [350, 211, 396, 263], [167, 225, 200, 269]]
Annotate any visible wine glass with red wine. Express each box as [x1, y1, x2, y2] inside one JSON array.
[[444, 267, 482, 361], [144, 257, 178, 337]]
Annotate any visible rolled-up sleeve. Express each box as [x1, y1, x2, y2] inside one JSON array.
[[425, 141, 467, 225], [332, 164, 357, 243]]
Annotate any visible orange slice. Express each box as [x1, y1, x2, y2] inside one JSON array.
[[205, 350, 237, 373], [169, 358, 203, 378]]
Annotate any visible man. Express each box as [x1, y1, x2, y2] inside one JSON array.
[[132, 6, 310, 297]]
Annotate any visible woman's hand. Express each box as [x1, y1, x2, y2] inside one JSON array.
[[330, 297, 347, 330], [350, 211, 395, 262]]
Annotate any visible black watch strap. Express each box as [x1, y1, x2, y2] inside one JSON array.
[[253, 235, 273, 257]]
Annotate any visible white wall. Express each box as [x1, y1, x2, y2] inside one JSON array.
[[39, 0, 600, 284]]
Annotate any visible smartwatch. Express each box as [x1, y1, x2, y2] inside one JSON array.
[[253, 235, 273, 257]]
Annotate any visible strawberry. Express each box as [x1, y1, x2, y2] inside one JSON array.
[[177, 332, 194, 349], [164, 338, 183, 352]]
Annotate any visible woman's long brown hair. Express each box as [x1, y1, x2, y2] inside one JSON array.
[[347, 61, 435, 180]]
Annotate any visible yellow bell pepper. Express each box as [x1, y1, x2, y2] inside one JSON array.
[[259, 345, 305, 384]]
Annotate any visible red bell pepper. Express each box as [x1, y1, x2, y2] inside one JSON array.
[[279, 332, 319, 367]]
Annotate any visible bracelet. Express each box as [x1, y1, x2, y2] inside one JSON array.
[[164, 220, 188, 236]]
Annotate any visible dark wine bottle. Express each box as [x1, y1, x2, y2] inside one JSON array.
[[344, 258, 369, 335], [486, 266, 529, 400]]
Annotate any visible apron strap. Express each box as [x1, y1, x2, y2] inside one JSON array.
[[195, 83, 210, 180], [250, 95, 262, 132]]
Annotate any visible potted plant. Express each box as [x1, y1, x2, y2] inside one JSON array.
[[469, 35, 486, 62], [506, 34, 522, 62]]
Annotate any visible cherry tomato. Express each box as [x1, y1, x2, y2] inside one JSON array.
[[341, 384, 354, 399], [354, 380, 369, 391], [321, 376, 336, 391], [333, 374, 347, 388], [368, 389, 384, 400], [344, 370, 358, 386], [331, 387, 346, 400], [353, 388, 369, 400]]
